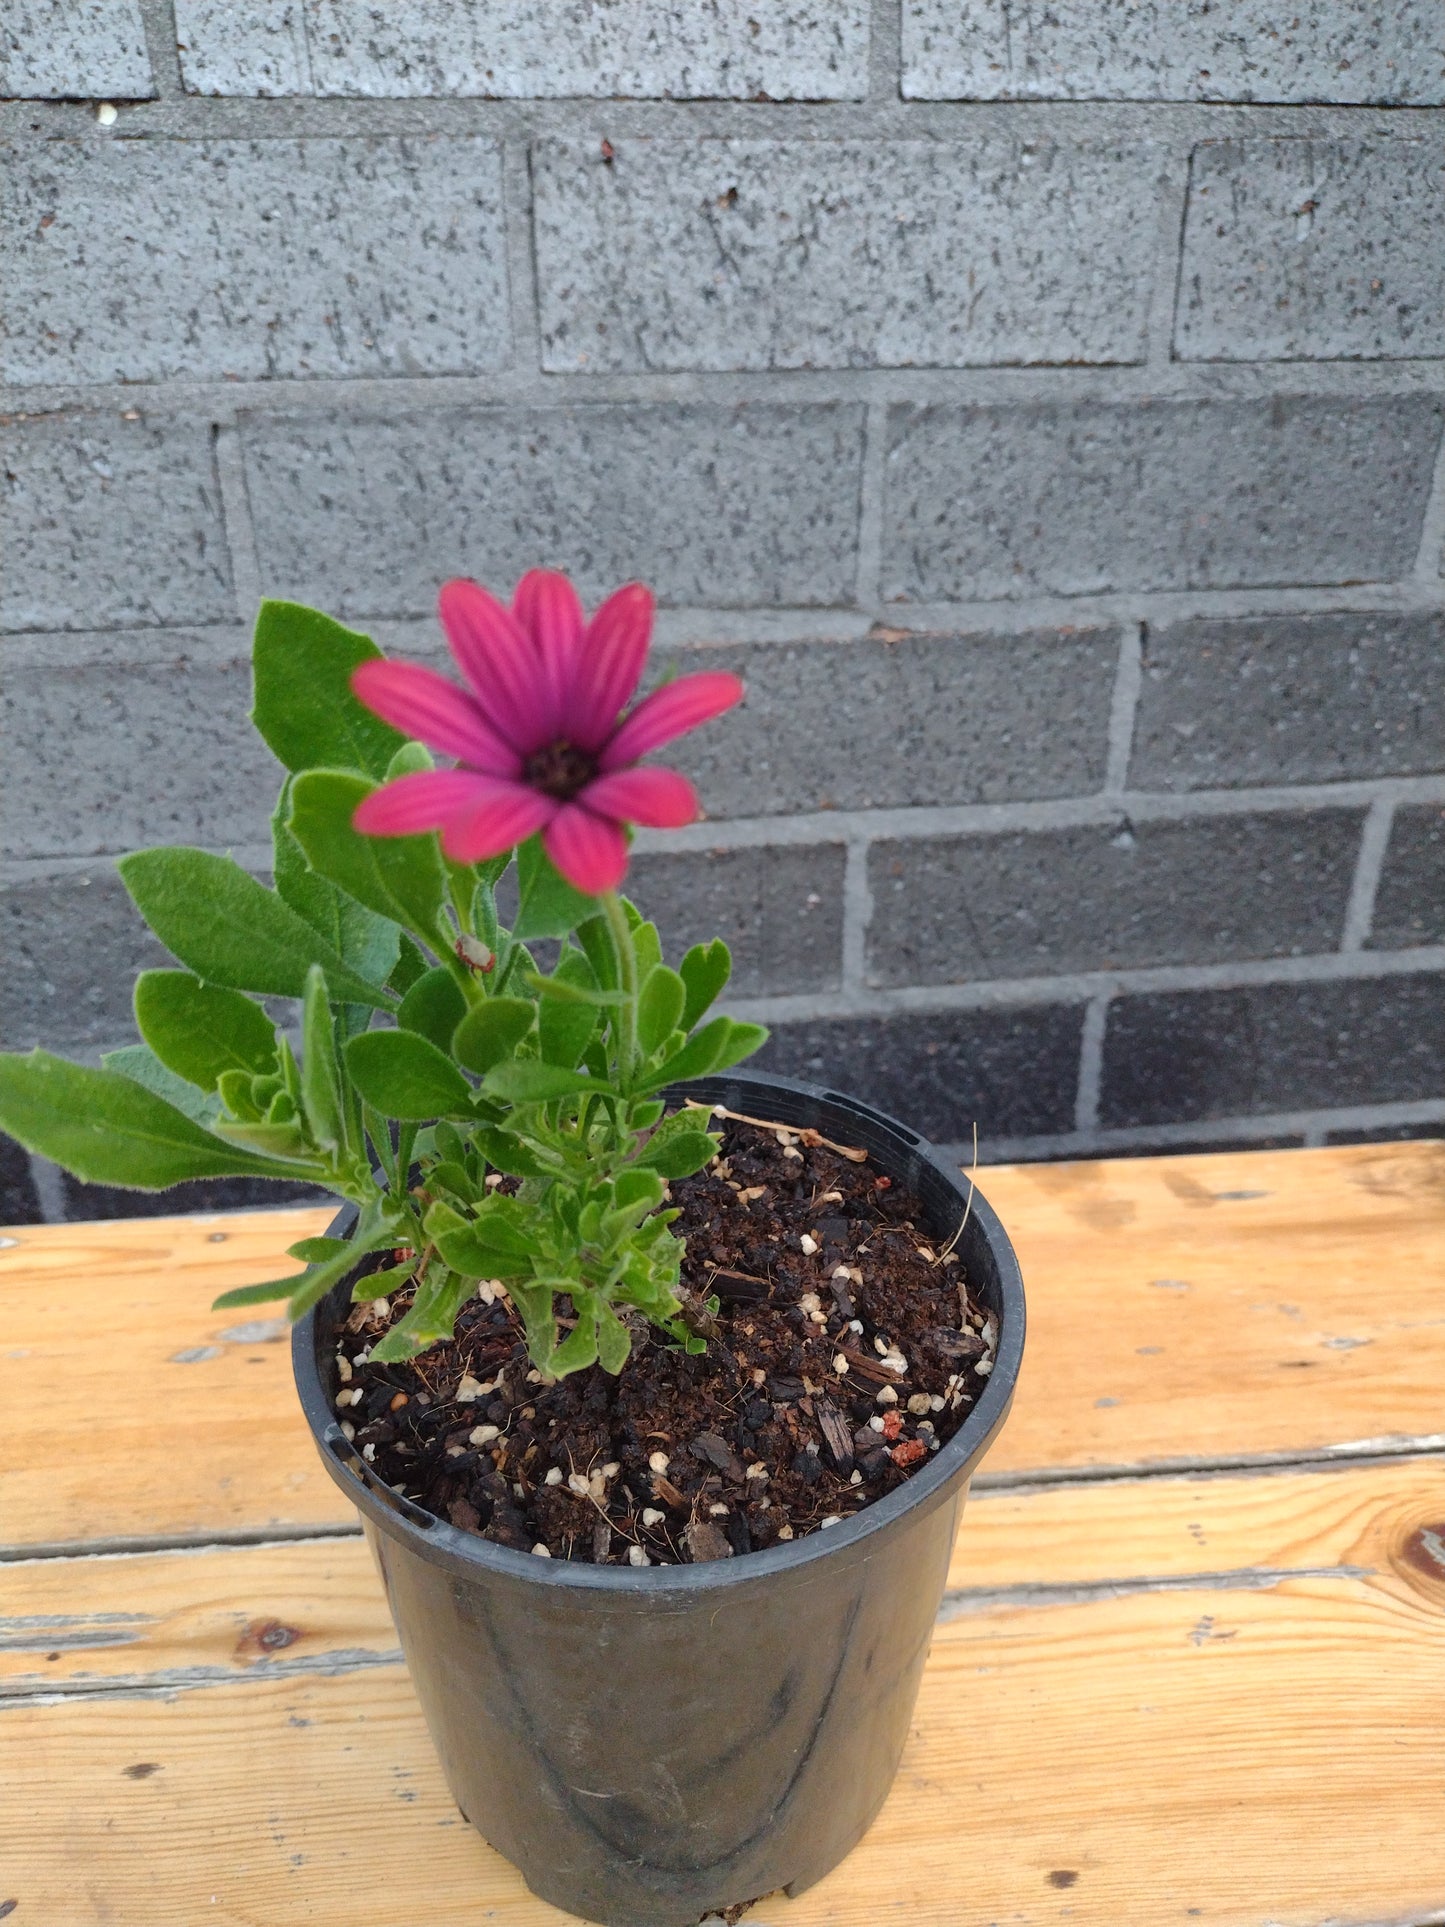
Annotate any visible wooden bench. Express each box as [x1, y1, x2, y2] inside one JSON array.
[[4, 1139, 1444, 1925]]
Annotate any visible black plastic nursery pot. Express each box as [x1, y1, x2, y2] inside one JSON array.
[[294, 1071, 1026, 1927]]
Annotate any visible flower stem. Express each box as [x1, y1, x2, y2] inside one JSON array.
[[601, 889, 639, 1091]]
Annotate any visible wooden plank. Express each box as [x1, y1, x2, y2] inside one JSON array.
[[5, 1458, 1443, 1697], [4, 1491, 1443, 1924], [4, 1140, 1443, 1550]]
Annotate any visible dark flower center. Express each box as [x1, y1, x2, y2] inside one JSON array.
[[523, 739, 598, 801]]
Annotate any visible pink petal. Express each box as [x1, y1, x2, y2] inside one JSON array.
[[543, 804, 629, 896], [600, 672, 744, 770], [512, 570, 586, 728], [441, 780, 558, 864], [565, 582, 654, 749], [582, 765, 699, 829], [437, 578, 553, 751], [352, 769, 497, 837], [351, 661, 521, 775]]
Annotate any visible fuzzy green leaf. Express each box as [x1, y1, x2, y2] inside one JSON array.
[[547, 1300, 598, 1376], [368, 1268, 478, 1364], [451, 997, 535, 1077], [636, 964, 686, 1057], [272, 782, 400, 995], [481, 1060, 611, 1105], [119, 848, 393, 1009], [594, 1300, 632, 1375], [398, 967, 468, 1055], [300, 965, 346, 1153], [133, 971, 277, 1094], [344, 1028, 473, 1121], [633, 1127, 718, 1179], [678, 939, 732, 1032], [102, 1044, 221, 1126], [470, 1126, 553, 1180], [289, 770, 446, 947], [251, 600, 404, 779], [0, 1051, 320, 1189], [638, 1017, 769, 1094], [423, 1199, 537, 1277], [513, 835, 599, 941], [537, 947, 600, 1069]]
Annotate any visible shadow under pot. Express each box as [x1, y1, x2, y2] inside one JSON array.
[[293, 1069, 1026, 1927]]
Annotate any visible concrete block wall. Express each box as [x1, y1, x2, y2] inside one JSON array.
[[2, 2, 1443, 1222]]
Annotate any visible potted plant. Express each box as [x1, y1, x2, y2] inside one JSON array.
[[0, 571, 1025, 1927]]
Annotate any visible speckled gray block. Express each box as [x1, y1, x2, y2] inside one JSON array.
[[1, 647, 278, 861], [881, 395, 1444, 601], [652, 628, 1118, 817], [902, 1, 1445, 103], [1369, 805, 1445, 949], [241, 403, 865, 617], [177, 0, 868, 97], [629, 844, 846, 997], [1, 0, 154, 99], [0, 1136, 42, 1225], [1132, 612, 1445, 791], [2, 137, 509, 385], [535, 138, 1161, 372], [1100, 971, 1445, 1125], [1177, 138, 1445, 362], [868, 809, 1364, 986], [0, 870, 167, 1053], [756, 1003, 1086, 1142], [0, 414, 234, 634]]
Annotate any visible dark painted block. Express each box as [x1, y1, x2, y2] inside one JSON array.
[[1100, 971, 1445, 1126], [0, 1134, 43, 1224], [61, 1172, 329, 1220], [1323, 1122, 1444, 1144], [1132, 611, 1445, 791], [1369, 804, 1445, 949], [754, 1001, 1084, 1143], [869, 808, 1363, 985], [630, 843, 846, 997], [0, 869, 166, 1053]]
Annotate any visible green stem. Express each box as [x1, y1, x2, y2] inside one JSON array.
[[601, 890, 639, 1092]]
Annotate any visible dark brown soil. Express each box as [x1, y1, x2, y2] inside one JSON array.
[[330, 1107, 997, 1565]]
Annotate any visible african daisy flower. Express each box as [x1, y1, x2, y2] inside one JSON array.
[[350, 571, 743, 896]]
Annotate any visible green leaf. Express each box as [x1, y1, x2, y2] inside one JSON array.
[[272, 781, 400, 995], [102, 1044, 221, 1126], [289, 770, 447, 947], [388, 935, 429, 996], [513, 835, 599, 941], [633, 1127, 719, 1179], [679, 939, 732, 1032], [212, 1118, 314, 1158], [398, 967, 468, 1054], [344, 1029, 473, 1121], [289, 1236, 351, 1264], [0, 1051, 321, 1189], [119, 848, 394, 1009], [369, 1267, 478, 1364], [133, 971, 277, 1094], [209, 1277, 298, 1309], [639, 1018, 769, 1094], [537, 947, 601, 1069], [636, 964, 686, 1057], [481, 1060, 610, 1105], [470, 1126, 553, 1179], [300, 965, 346, 1153], [621, 899, 663, 978], [547, 1300, 598, 1377], [251, 600, 404, 779], [574, 912, 619, 993], [451, 998, 535, 1077], [595, 1299, 632, 1375], [613, 1166, 666, 1215], [423, 1199, 537, 1277]]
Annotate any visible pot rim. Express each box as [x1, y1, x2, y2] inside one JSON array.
[[293, 1069, 1025, 1594]]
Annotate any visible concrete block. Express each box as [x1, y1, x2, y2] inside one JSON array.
[[2, 137, 509, 384], [902, 1, 1445, 104], [175, 1, 311, 96], [534, 137, 1160, 372], [242, 402, 865, 616], [0, 870, 167, 1053], [0, 413, 233, 633], [881, 395, 1443, 601], [1, 647, 278, 861], [629, 844, 846, 997], [1177, 138, 1445, 361], [1100, 970, 1445, 1125], [1132, 612, 1445, 791], [0, 1137, 42, 1225], [1369, 804, 1445, 949], [869, 809, 1363, 986], [1, 0, 153, 99], [301, 1, 868, 98], [755, 1002, 1085, 1143], [652, 627, 1117, 818]]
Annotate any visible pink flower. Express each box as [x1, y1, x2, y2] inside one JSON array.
[[349, 571, 743, 895]]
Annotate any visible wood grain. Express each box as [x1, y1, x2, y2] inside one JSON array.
[[5, 1504, 1443, 1925], [3, 1140, 1443, 1550]]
